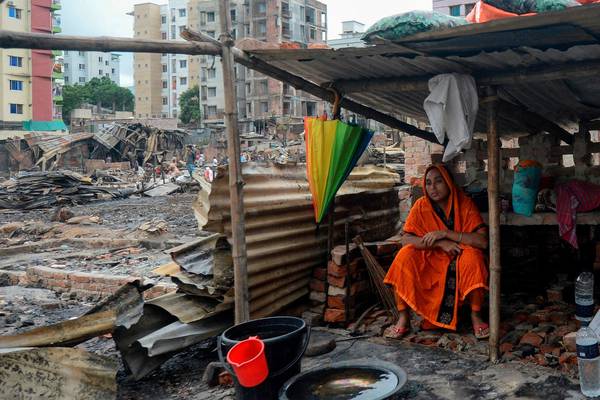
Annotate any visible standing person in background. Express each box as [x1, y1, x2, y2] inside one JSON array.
[[186, 145, 196, 177]]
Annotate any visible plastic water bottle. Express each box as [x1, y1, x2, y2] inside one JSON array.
[[576, 272, 595, 323], [577, 326, 600, 397]]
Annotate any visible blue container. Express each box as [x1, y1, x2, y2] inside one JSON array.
[[512, 160, 542, 217]]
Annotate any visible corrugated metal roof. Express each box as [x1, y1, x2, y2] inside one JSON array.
[[247, 5, 600, 134], [193, 163, 401, 318], [24, 132, 93, 156]]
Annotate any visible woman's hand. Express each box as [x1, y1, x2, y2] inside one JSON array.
[[422, 230, 447, 247], [436, 239, 462, 256]]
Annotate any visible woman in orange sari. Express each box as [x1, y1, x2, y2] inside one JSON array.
[[384, 165, 489, 339]]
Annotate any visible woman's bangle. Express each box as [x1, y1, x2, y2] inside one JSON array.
[[458, 232, 463, 243]]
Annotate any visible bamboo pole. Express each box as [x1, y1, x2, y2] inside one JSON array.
[[219, 0, 249, 324], [486, 87, 502, 362], [0, 29, 438, 144]]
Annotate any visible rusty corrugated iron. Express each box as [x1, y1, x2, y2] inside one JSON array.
[[193, 162, 401, 318]]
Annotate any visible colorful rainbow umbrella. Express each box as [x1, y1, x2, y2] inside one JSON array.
[[305, 117, 374, 223]]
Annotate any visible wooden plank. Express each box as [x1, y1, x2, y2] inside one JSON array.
[[219, 0, 249, 324], [486, 87, 502, 363]]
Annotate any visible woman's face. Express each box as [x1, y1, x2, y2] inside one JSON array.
[[425, 168, 450, 203]]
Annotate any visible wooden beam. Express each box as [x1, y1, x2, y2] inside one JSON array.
[[180, 28, 221, 47], [0, 29, 221, 55], [0, 29, 438, 143], [486, 88, 501, 363], [218, 0, 249, 324], [332, 59, 600, 94], [497, 100, 573, 145]]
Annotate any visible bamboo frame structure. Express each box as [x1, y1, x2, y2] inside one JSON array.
[[486, 87, 502, 362]]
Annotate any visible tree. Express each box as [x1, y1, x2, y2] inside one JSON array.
[[61, 76, 135, 124], [179, 85, 202, 126]]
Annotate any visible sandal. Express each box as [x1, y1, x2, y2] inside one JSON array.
[[473, 322, 490, 340], [383, 325, 410, 339]]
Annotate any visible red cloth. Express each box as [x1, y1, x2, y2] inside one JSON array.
[[556, 181, 600, 248]]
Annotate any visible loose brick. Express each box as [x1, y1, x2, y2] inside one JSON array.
[[328, 285, 346, 297], [331, 244, 359, 266], [327, 274, 346, 288], [324, 308, 351, 323], [499, 342, 513, 354], [559, 352, 577, 366], [310, 291, 326, 304], [327, 295, 346, 310], [309, 279, 326, 293], [70, 273, 91, 283], [519, 332, 543, 347], [563, 332, 577, 352], [312, 267, 327, 281]]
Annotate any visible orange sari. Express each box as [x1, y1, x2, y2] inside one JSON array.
[[384, 165, 488, 330]]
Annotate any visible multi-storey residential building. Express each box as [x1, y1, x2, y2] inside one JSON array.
[[327, 21, 365, 49], [63, 51, 121, 86], [133, 0, 327, 129], [0, 0, 65, 134], [433, 0, 476, 17]]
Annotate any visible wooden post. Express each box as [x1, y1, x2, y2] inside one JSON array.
[[219, 0, 249, 324], [486, 86, 501, 362]]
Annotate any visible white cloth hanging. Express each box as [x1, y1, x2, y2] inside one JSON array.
[[423, 73, 478, 162]]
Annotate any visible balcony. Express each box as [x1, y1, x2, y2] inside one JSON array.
[[51, 0, 61, 11], [52, 50, 62, 57], [52, 71, 63, 79], [53, 95, 63, 102], [52, 26, 62, 34]]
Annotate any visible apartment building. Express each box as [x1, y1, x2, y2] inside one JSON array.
[[63, 51, 121, 86], [0, 0, 64, 133], [133, 0, 327, 129], [432, 0, 476, 16]]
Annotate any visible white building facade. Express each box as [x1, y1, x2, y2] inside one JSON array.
[[432, 0, 476, 17], [327, 21, 365, 49], [63, 51, 121, 86]]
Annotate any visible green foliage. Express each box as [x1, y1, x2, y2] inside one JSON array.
[[179, 85, 202, 125], [61, 76, 134, 124]]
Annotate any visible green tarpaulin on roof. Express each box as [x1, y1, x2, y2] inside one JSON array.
[[23, 120, 68, 132]]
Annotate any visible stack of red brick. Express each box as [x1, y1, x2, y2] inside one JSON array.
[[309, 241, 400, 325]]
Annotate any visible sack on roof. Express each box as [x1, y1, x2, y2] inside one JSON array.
[[362, 11, 467, 43], [483, 0, 577, 13]]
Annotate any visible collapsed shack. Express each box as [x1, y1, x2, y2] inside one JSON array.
[[0, 123, 189, 175]]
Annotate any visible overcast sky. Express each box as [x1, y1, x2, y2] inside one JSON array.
[[61, 0, 432, 87]]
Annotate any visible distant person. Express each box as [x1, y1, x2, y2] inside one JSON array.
[[212, 157, 218, 167], [168, 158, 180, 175], [204, 166, 214, 182], [186, 146, 196, 177], [240, 153, 247, 163], [199, 153, 205, 166]]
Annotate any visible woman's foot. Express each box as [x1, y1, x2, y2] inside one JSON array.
[[384, 310, 410, 339], [471, 311, 489, 339]]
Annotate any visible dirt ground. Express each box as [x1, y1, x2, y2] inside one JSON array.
[[0, 193, 589, 399]]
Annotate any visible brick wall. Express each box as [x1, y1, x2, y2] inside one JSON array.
[[0, 266, 176, 301]]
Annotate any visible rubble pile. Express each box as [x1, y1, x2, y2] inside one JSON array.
[[0, 171, 136, 210]]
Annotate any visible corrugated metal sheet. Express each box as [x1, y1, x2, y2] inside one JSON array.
[[93, 125, 121, 149], [193, 163, 401, 318], [247, 5, 600, 133], [24, 132, 93, 161]]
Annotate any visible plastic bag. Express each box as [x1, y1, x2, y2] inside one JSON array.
[[362, 11, 467, 43], [512, 160, 543, 217]]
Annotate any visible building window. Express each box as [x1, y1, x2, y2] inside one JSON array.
[[8, 7, 22, 19], [161, 15, 167, 24], [208, 87, 216, 97], [305, 7, 315, 24], [321, 12, 326, 26], [246, 102, 252, 115], [111, 68, 115, 74], [180, 77, 187, 85], [99, 69, 103, 75], [9, 103, 23, 114], [64, 63, 69, 70], [79, 77, 86, 83], [449, 5, 461, 16], [162, 64, 167, 72], [9, 80, 23, 91], [257, 2, 266, 13], [9, 56, 22, 67], [207, 105, 217, 116], [309, 27, 316, 40], [105, 60, 109, 66], [180, 60, 187, 68], [258, 22, 266, 35], [179, 8, 186, 17], [245, 82, 251, 95], [79, 64, 85, 70], [64, 76, 69, 83], [260, 80, 268, 95], [230, 9, 236, 22], [260, 101, 268, 113], [206, 31, 215, 38], [321, 30, 326, 41], [162, 97, 168, 105], [98, 56, 103, 62], [208, 68, 216, 79], [179, 25, 185, 34], [78, 51, 85, 56], [171, 25, 176, 39], [162, 80, 168, 88], [207, 12, 215, 22]]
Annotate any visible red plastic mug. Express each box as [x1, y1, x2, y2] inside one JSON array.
[[226, 336, 269, 388]]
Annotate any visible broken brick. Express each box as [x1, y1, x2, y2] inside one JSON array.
[[331, 244, 360, 266], [327, 274, 346, 288], [312, 267, 327, 281], [324, 308, 351, 323], [563, 332, 577, 352], [309, 279, 325, 293], [519, 332, 543, 347], [559, 352, 577, 366], [327, 295, 346, 309]]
